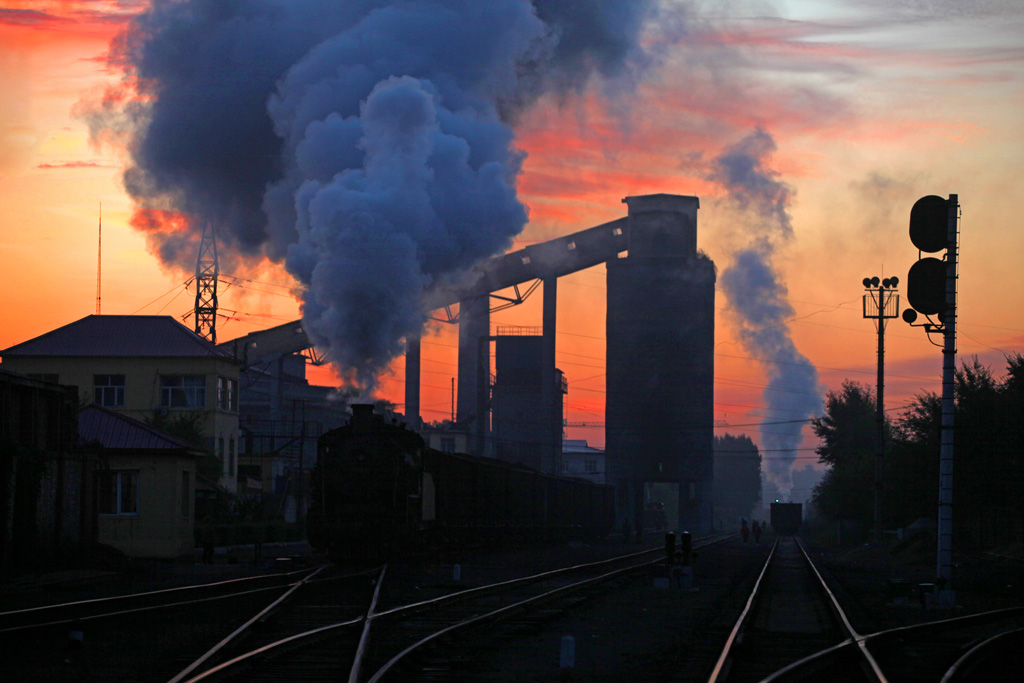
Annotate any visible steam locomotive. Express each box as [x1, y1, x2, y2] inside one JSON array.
[[307, 404, 616, 560], [770, 502, 803, 536]]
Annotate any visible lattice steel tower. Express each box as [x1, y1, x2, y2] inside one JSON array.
[[194, 223, 219, 343]]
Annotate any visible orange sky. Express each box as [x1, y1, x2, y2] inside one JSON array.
[[2, 2, 1023, 497]]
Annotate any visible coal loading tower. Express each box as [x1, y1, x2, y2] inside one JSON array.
[[606, 195, 715, 535]]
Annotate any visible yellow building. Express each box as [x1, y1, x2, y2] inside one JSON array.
[[1, 315, 241, 491], [79, 404, 200, 558]]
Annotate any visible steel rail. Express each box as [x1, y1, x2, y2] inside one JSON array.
[[364, 535, 733, 682], [714, 541, 1024, 683], [347, 565, 389, 683], [0, 565, 377, 636], [177, 549, 676, 683], [178, 535, 731, 683], [795, 537, 888, 682], [761, 607, 1024, 682], [0, 565, 317, 619], [706, 537, 779, 683], [862, 605, 1024, 646], [939, 625, 1024, 682], [182, 617, 365, 683], [711, 537, 887, 683], [371, 533, 729, 621], [167, 565, 328, 683], [365, 552, 668, 682], [0, 581, 303, 635]]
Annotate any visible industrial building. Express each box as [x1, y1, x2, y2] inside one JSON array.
[[147, 191, 718, 535], [606, 195, 715, 535], [412, 193, 715, 534], [491, 330, 567, 473]]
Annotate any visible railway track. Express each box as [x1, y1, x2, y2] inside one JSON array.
[[707, 536, 1024, 683], [708, 536, 874, 682], [0, 567, 315, 635], [10, 533, 1017, 682], [181, 534, 733, 682], [0, 562, 378, 683]]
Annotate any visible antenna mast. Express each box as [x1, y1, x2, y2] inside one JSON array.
[[194, 222, 219, 343], [96, 202, 102, 315]]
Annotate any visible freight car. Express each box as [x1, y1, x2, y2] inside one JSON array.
[[770, 502, 803, 536], [307, 404, 616, 560]]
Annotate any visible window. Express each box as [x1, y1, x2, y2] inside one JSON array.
[[585, 459, 597, 473], [217, 377, 238, 411], [94, 374, 125, 407], [228, 438, 235, 476], [98, 471, 138, 515], [440, 437, 456, 453], [160, 375, 206, 408], [181, 471, 190, 517]]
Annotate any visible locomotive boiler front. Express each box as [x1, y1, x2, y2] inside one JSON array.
[[309, 405, 424, 561]]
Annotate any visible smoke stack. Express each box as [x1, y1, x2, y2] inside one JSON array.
[[350, 403, 376, 430]]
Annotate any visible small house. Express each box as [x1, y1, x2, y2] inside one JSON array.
[[79, 405, 200, 559]]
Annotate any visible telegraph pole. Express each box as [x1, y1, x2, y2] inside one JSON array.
[[862, 276, 899, 544]]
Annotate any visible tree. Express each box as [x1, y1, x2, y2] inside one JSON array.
[[815, 357, 1024, 550], [887, 391, 940, 526], [810, 381, 884, 525], [147, 410, 221, 484], [713, 434, 762, 522]]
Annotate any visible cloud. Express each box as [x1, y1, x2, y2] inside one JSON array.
[[36, 160, 111, 169], [0, 8, 69, 28]]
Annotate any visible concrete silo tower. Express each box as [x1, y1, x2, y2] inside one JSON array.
[[606, 194, 715, 534]]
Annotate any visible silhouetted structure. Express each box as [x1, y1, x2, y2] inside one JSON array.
[[606, 195, 716, 534]]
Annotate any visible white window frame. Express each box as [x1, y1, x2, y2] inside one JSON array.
[[98, 471, 139, 515], [94, 374, 126, 407], [217, 377, 238, 412], [161, 375, 206, 408]]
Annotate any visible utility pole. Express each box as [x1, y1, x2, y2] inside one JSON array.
[[194, 222, 219, 343], [96, 202, 102, 315], [862, 276, 899, 544]]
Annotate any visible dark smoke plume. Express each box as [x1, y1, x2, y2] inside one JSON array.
[[710, 128, 823, 496], [87, 0, 655, 391]]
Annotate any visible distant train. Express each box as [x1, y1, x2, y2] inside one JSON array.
[[307, 405, 616, 560], [770, 502, 803, 535]]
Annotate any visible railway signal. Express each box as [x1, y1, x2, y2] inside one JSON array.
[[903, 194, 959, 601]]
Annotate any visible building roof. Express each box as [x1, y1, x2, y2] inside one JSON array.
[[78, 404, 199, 453], [1, 315, 232, 360], [563, 439, 604, 454]]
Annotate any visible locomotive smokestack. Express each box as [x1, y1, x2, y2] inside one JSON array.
[[350, 404, 376, 429]]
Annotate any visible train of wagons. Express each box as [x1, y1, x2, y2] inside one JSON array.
[[308, 404, 616, 560]]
